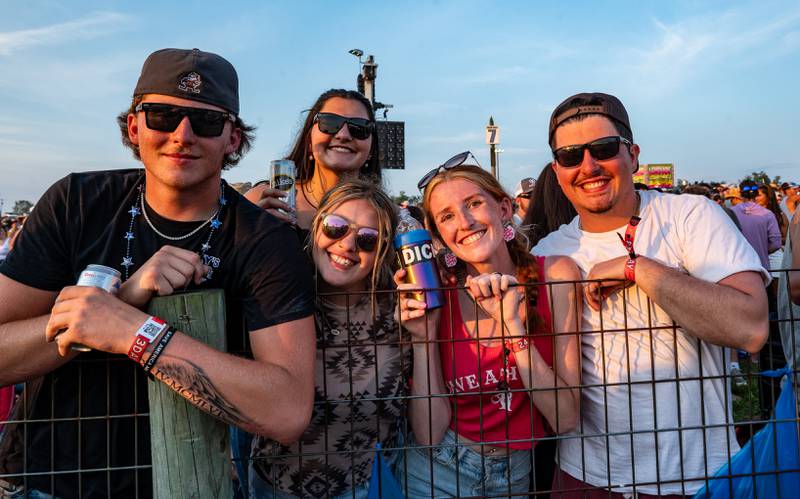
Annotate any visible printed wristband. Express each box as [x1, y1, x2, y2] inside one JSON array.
[[127, 316, 168, 363], [624, 257, 637, 282], [504, 337, 530, 353], [142, 327, 176, 373]]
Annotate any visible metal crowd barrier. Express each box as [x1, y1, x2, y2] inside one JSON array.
[[1, 269, 799, 498]]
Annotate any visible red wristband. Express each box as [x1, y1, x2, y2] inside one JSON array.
[[505, 337, 530, 353], [624, 257, 637, 282], [127, 316, 168, 363]]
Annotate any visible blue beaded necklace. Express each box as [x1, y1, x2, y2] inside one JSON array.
[[121, 179, 227, 281]]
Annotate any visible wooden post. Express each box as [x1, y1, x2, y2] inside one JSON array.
[[147, 290, 233, 499]]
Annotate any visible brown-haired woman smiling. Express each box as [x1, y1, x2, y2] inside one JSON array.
[[246, 89, 380, 230]]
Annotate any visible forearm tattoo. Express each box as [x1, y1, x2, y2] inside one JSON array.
[[151, 356, 253, 428]]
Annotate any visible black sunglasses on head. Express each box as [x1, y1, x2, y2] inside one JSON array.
[[417, 151, 483, 190], [135, 103, 236, 137], [320, 213, 380, 252], [314, 112, 374, 141], [552, 136, 632, 168]]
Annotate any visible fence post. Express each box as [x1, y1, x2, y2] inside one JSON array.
[[147, 289, 233, 499]]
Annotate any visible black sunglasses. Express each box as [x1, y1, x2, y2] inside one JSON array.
[[417, 151, 482, 190], [313, 112, 374, 141], [135, 103, 236, 138], [552, 136, 632, 168], [320, 213, 380, 252]]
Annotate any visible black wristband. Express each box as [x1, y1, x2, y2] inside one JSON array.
[[142, 327, 176, 373]]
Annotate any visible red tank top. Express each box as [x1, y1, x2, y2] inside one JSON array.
[[439, 256, 554, 449]]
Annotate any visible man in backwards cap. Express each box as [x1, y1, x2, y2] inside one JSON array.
[[0, 48, 315, 498], [534, 92, 769, 497]]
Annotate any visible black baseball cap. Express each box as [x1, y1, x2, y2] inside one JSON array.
[[133, 48, 239, 115], [549, 92, 632, 147]]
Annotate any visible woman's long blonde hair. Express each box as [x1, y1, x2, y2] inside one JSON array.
[[309, 179, 398, 303]]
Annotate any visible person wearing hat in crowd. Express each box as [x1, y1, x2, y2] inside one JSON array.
[[0, 48, 316, 498], [779, 182, 798, 221], [534, 92, 769, 497], [512, 176, 536, 225], [731, 180, 782, 272]]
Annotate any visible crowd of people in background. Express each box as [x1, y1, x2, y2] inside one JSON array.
[[0, 47, 799, 499]]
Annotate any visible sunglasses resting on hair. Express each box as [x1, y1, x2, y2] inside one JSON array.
[[313, 112, 374, 141], [552, 136, 632, 168], [320, 213, 380, 252], [135, 103, 236, 137], [417, 151, 482, 190]]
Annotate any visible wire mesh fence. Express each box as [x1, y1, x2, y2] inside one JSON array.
[[1, 269, 799, 498]]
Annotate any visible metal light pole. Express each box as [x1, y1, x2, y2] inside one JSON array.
[[348, 49, 404, 170], [495, 148, 504, 184], [486, 116, 500, 179]]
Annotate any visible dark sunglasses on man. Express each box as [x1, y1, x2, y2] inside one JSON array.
[[740, 185, 760, 193], [313, 112, 375, 141], [320, 213, 380, 252], [417, 151, 482, 190], [552, 135, 632, 168], [135, 103, 236, 138]]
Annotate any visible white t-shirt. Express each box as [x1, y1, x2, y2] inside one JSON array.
[[534, 190, 767, 495]]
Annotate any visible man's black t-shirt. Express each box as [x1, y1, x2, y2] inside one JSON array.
[[0, 169, 315, 498]]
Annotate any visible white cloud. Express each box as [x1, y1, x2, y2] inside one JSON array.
[[617, 5, 800, 98], [0, 12, 132, 56]]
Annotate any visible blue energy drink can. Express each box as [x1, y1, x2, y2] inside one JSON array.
[[394, 229, 444, 309]]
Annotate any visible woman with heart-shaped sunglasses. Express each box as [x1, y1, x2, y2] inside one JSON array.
[[248, 179, 409, 498]]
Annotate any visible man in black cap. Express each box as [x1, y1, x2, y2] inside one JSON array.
[[0, 48, 316, 498], [534, 92, 770, 497]]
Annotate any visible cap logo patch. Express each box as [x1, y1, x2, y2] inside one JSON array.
[[178, 72, 202, 94]]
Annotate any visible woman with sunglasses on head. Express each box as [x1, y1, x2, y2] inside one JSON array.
[[246, 89, 379, 230], [397, 156, 582, 498], [249, 179, 409, 499]]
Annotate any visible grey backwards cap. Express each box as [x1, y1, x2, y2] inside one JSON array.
[[133, 48, 239, 115], [548, 92, 631, 147]]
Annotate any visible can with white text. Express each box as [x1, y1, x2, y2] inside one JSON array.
[[66, 265, 122, 351], [77, 264, 122, 294], [270, 159, 297, 215]]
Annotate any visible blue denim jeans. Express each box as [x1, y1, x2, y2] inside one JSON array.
[[398, 429, 531, 498]]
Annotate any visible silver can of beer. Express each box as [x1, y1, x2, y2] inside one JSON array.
[[269, 159, 297, 214], [77, 264, 122, 294], [66, 265, 122, 351]]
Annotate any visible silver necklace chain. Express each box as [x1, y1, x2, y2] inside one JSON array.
[[121, 180, 226, 280], [140, 194, 220, 241]]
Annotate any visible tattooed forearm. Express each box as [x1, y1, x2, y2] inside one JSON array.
[[151, 355, 254, 428]]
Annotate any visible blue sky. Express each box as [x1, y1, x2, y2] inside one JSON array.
[[1, 0, 799, 207]]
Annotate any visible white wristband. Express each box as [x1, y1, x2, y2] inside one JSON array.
[[136, 316, 168, 342], [127, 316, 168, 364]]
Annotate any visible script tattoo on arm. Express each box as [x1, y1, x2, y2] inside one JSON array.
[[150, 355, 253, 428]]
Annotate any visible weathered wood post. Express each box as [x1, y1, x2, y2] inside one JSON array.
[[147, 289, 233, 499]]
